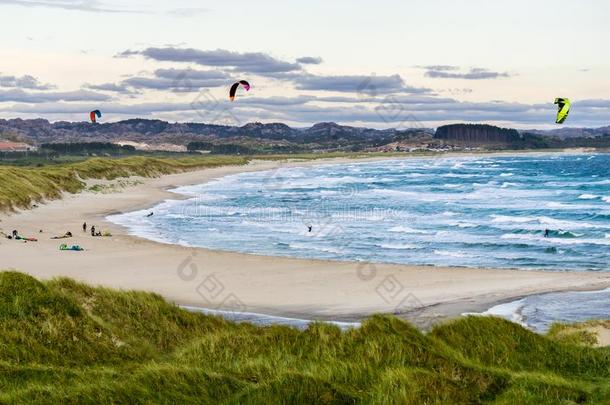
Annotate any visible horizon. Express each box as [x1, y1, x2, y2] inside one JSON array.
[[1, 0, 609, 129]]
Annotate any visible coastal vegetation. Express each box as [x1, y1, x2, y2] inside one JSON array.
[[0, 155, 250, 211], [0, 152, 421, 211], [0, 271, 608, 404]]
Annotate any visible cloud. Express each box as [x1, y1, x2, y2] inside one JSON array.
[[237, 95, 315, 106], [0, 0, 140, 13], [423, 66, 510, 80], [167, 7, 210, 17], [118, 47, 302, 75], [116, 47, 429, 97], [296, 56, 323, 65], [421, 65, 458, 72], [315, 95, 453, 104], [294, 74, 431, 95], [84, 82, 133, 93], [4, 97, 610, 128], [18, 77, 52, 90], [85, 69, 230, 94], [0, 73, 55, 90], [0, 89, 112, 103]]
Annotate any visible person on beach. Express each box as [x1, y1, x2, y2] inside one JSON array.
[[91, 225, 95, 237], [12, 230, 18, 238], [83, 222, 87, 232], [308, 226, 312, 233]]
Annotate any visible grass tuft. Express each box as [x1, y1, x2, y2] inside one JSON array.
[[1, 271, 609, 403]]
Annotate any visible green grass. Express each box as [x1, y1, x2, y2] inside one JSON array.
[[0, 150, 561, 212], [547, 320, 610, 347], [0, 152, 413, 211], [0, 271, 609, 404], [0, 155, 250, 211]]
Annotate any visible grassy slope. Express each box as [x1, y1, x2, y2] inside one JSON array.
[[0, 155, 253, 211], [0, 152, 400, 212], [0, 150, 546, 212], [0, 272, 608, 404]]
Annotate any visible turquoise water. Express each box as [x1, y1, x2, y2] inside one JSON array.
[[109, 153, 610, 271]]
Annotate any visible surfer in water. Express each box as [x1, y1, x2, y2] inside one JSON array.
[[146, 212, 154, 217], [544, 229, 550, 238]]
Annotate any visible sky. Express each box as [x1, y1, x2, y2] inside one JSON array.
[[0, 0, 609, 129]]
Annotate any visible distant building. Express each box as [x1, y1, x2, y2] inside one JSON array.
[[0, 141, 37, 152]]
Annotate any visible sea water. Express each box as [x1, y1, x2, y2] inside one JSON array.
[[109, 153, 610, 272], [480, 288, 610, 332], [108, 153, 610, 329]]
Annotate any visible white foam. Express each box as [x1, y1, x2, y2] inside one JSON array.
[[490, 214, 599, 229], [289, 243, 344, 254], [451, 222, 477, 228], [501, 233, 610, 246], [434, 250, 473, 258], [501, 182, 518, 188], [182, 306, 360, 331], [389, 226, 429, 234], [578, 194, 599, 200], [378, 243, 418, 250], [479, 298, 527, 326]]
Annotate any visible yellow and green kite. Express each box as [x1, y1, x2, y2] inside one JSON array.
[[554, 98, 570, 124]]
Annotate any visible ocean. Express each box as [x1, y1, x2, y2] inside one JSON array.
[[108, 153, 610, 329], [109, 153, 610, 272]]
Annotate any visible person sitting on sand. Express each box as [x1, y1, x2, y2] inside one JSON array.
[[51, 231, 73, 240], [12, 230, 18, 238], [83, 222, 87, 232], [91, 225, 95, 237]]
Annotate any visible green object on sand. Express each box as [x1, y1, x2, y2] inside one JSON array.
[[59, 243, 84, 251]]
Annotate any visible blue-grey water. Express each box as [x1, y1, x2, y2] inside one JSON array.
[[182, 306, 360, 331], [110, 153, 610, 271], [109, 153, 610, 329], [480, 288, 610, 333]]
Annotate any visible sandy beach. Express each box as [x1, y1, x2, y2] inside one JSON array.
[[1, 156, 609, 326]]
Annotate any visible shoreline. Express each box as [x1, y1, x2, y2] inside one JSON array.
[[1, 152, 609, 325]]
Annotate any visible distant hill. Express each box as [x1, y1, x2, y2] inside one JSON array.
[[1, 118, 609, 154], [524, 126, 610, 139], [0, 118, 434, 153]]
